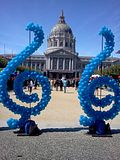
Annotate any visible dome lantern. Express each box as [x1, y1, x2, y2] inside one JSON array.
[[58, 10, 65, 24]]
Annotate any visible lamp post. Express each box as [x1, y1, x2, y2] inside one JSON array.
[[29, 30, 32, 119], [99, 35, 103, 112], [29, 31, 32, 71]]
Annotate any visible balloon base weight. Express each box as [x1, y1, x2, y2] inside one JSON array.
[[14, 120, 42, 136], [87, 120, 112, 137]]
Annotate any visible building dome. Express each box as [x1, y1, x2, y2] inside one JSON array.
[[51, 21, 73, 36], [46, 11, 75, 53], [50, 11, 73, 37]]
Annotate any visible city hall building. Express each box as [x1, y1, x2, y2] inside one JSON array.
[[4, 12, 120, 79]]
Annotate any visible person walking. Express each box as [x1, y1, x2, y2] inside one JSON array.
[[59, 79, 63, 91], [62, 79, 67, 93], [54, 79, 59, 91], [34, 80, 38, 89], [75, 78, 79, 90], [50, 79, 55, 91], [29, 79, 34, 93]]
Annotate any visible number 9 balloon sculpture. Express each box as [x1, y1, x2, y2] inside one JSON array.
[[78, 27, 120, 126], [0, 23, 51, 129]]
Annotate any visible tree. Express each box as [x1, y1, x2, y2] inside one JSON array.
[[17, 66, 28, 72], [94, 65, 120, 76], [0, 56, 8, 68]]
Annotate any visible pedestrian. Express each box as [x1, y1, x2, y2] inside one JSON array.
[[63, 79, 67, 93], [75, 79, 79, 90], [59, 79, 63, 91], [34, 80, 38, 89], [54, 79, 59, 91], [29, 79, 34, 93], [50, 79, 55, 91]]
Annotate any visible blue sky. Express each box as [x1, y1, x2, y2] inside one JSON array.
[[0, 0, 120, 58]]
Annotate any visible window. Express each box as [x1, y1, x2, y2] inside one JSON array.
[[60, 41, 63, 47], [36, 63, 39, 69], [59, 58, 63, 69], [65, 42, 68, 47], [54, 41, 57, 46], [65, 58, 69, 70], [53, 58, 57, 69]]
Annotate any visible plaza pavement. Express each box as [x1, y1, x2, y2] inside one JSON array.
[[0, 87, 120, 160], [0, 86, 120, 129]]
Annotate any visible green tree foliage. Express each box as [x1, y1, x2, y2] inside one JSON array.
[[0, 56, 8, 68], [17, 66, 28, 72], [94, 65, 120, 76]]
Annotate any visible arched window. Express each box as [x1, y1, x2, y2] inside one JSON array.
[[60, 41, 63, 47], [65, 42, 68, 47], [54, 41, 57, 46]]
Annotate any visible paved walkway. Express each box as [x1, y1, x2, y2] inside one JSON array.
[[0, 87, 120, 129], [1, 87, 120, 160]]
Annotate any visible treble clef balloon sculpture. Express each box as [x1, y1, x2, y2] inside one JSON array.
[[0, 23, 51, 129], [78, 27, 120, 126]]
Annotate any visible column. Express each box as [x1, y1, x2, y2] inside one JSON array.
[[46, 58, 48, 70], [51, 58, 53, 70], [50, 58, 51, 70], [48, 57, 50, 70], [57, 58, 59, 70], [69, 59, 71, 71], [71, 59, 73, 70], [31, 63, 32, 70], [63, 59, 65, 70], [43, 63, 45, 71], [63, 39, 65, 47], [39, 63, 41, 71], [34, 63, 37, 71]]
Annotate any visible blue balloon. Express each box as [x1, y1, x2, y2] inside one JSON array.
[[78, 27, 120, 126], [0, 23, 51, 129]]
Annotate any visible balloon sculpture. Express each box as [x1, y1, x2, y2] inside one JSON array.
[[78, 27, 120, 126], [0, 23, 51, 129]]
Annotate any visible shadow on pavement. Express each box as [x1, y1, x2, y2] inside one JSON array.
[[41, 127, 88, 133], [1, 127, 120, 135], [111, 129, 120, 134], [0, 127, 14, 131]]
